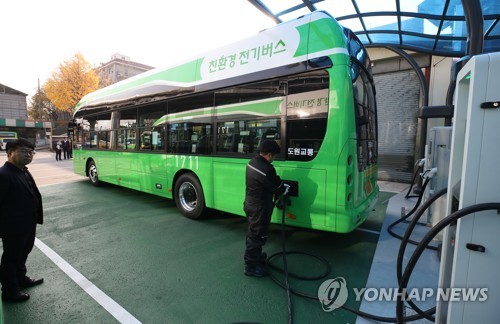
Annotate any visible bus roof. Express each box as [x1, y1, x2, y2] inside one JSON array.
[[74, 11, 349, 116]]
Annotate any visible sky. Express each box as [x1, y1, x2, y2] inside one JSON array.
[[1, 0, 275, 101]]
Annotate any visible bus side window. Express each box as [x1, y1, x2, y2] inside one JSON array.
[[241, 131, 256, 154], [196, 134, 210, 154], [168, 123, 191, 154], [98, 131, 111, 149], [259, 127, 279, 146], [140, 131, 152, 150], [117, 129, 136, 150], [139, 129, 164, 151], [216, 120, 280, 154], [152, 129, 165, 151], [83, 129, 92, 148], [286, 118, 326, 161]]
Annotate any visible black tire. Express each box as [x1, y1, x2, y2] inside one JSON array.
[[174, 173, 206, 219], [88, 160, 101, 187]]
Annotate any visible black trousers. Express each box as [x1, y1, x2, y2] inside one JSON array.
[[244, 201, 273, 266], [0, 229, 36, 293]]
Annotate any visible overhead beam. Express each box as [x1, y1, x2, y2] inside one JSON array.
[[246, 0, 281, 24], [462, 0, 484, 56]]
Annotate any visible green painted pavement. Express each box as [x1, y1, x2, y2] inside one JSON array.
[[2, 182, 392, 323]]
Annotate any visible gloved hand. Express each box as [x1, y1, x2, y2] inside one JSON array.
[[283, 183, 291, 196], [275, 196, 291, 209]]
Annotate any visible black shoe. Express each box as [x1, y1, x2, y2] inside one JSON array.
[[19, 277, 44, 288], [2, 291, 30, 303], [244, 264, 268, 277]]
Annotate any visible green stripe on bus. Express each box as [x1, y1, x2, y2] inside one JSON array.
[[153, 98, 282, 126], [217, 98, 281, 116], [294, 18, 345, 57], [78, 58, 203, 107]]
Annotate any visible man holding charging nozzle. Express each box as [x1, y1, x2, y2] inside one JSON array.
[[243, 139, 290, 277]]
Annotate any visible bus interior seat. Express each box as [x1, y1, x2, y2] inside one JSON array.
[[258, 127, 279, 148], [197, 135, 212, 154], [243, 131, 257, 153]]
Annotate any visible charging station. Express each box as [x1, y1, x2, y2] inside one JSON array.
[[435, 52, 500, 323], [423, 126, 452, 231]]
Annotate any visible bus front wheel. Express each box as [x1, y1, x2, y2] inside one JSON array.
[[88, 160, 101, 187], [174, 173, 205, 219]]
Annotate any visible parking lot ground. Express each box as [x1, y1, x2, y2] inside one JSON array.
[[1, 151, 392, 323]]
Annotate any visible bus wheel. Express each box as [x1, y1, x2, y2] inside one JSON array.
[[88, 160, 101, 187], [174, 173, 205, 219]]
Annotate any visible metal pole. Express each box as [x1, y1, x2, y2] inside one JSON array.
[[446, 0, 484, 106], [462, 0, 484, 56]]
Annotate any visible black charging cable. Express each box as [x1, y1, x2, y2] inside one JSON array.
[[267, 193, 437, 323], [387, 177, 439, 251], [395, 187, 448, 321], [405, 159, 425, 199], [396, 202, 500, 323]]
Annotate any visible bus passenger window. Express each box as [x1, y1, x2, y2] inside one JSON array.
[[260, 127, 279, 142], [196, 126, 212, 154], [98, 131, 110, 149], [168, 123, 189, 153], [216, 120, 280, 154], [167, 92, 213, 155], [89, 131, 98, 149], [117, 128, 136, 150], [140, 131, 152, 150], [84, 132, 93, 148], [286, 118, 326, 161], [138, 104, 166, 152], [151, 129, 165, 151], [139, 128, 165, 151]]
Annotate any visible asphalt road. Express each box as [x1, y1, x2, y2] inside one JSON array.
[[0, 149, 85, 187], [0, 149, 389, 323]]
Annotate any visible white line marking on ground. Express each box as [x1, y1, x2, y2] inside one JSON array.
[[35, 238, 141, 324], [355, 227, 381, 235]]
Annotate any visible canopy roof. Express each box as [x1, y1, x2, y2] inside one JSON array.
[[248, 0, 499, 57]]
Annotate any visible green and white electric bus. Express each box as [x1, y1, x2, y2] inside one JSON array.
[[0, 131, 18, 151], [0, 131, 17, 139], [71, 11, 378, 233]]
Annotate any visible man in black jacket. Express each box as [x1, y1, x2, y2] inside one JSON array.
[[244, 140, 289, 277], [0, 139, 44, 302], [62, 137, 70, 159]]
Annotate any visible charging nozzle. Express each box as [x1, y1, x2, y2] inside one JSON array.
[[421, 167, 438, 180]]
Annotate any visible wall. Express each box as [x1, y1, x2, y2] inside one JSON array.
[[375, 70, 420, 182], [0, 92, 27, 119]]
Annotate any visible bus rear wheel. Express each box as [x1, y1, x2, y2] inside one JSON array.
[[88, 160, 101, 187], [174, 173, 205, 219]]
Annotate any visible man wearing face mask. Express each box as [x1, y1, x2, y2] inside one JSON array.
[[243, 139, 290, 277], [0, 138, 44, 302]]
